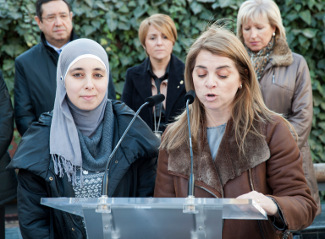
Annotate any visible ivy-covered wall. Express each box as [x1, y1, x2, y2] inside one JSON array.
[[0, 0, 325, 162]]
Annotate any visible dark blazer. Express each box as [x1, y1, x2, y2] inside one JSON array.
[[121, 54, 186, 131], [14, 31, 116, 136]]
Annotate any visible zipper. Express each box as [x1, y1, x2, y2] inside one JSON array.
[[272, 73, 275, 84]]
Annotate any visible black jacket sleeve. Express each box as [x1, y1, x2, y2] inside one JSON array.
[[108, 73, 116, 100], [136, 153, 157, 197], [17, 169, 50, 239], [0, 71, 13, 158], [121, 68, 136, 111], [14, 59, 36, 136]]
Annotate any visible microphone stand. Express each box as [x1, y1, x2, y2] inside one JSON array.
[[187, 100, 195, 198], [101, 101, 150, 196], [97, 94, 165, 213], [183, 90, 197, 214]]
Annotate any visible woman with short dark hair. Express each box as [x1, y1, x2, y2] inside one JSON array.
[[122, 14, 186, 137]]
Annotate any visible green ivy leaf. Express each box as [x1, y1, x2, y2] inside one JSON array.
[[318, 59, 325, 70], [190, 2, 203, 15], [95, 2, 109, 11], [299, 10, 312, 25], [302, 28, 317, 38], [83, 25, 96, 36], [133, 6, 147, 18]]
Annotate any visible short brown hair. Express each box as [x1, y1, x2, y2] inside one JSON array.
[[138, 14, 177, 47]]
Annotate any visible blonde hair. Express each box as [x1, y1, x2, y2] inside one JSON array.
[[138, 14, 177, 47], [237, 0, 286, 43], [161, 26, 277, 154]]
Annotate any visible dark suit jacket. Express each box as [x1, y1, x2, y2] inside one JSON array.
[[121, 54, 186, 131], [14, 31, 116, 136]]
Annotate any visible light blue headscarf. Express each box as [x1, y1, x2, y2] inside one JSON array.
[[50, 38, 110, 183]]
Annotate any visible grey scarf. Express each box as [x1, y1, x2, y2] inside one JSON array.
[[50, 38, 111, 185], [77, 101, 114, 172]]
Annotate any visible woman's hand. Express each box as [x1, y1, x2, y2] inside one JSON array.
[[237, 191, 278, 216]]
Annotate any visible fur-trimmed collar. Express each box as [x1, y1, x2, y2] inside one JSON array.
[[270, 37, 293, 67], [168, 120, 270, 195]]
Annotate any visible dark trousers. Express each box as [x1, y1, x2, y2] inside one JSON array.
[[0, 206, 4, 239]]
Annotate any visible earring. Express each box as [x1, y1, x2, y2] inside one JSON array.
[[239, 84, 242, 89], [272, 32, 275, 36]]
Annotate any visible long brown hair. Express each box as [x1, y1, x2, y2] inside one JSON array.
[[161, 26, 278, 154]]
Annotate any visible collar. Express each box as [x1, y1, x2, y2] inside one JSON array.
[[40, 29, 77, 53], [46, 40, 69, 54], [146, 56, 171, 80], [270, 37, 293, 67], [167, 119, 270, 194]]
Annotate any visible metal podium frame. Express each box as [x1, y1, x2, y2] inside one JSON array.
[[41, 196, 267, 239]]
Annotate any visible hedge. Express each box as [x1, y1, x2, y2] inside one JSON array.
[[0, 0, 325, 163]]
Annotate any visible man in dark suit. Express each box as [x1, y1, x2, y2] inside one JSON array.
[[14, 0, 115, 136]]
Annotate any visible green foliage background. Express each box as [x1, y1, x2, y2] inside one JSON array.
[[0, 0, 325, 162]]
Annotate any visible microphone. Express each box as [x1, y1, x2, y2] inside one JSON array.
[[101, 94, 165, 196], [185, 90, 196, 197], [153, 94, 165, 137], [147, 94, 165, 107], [184, 90, 195, 105]]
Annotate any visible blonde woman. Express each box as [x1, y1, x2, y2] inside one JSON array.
[[237, 0, 320, 215]]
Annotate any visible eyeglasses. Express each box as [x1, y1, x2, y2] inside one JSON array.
[[42, 14, 69, 23]]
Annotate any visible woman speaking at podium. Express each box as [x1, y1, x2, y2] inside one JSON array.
[[154, 26, 317, 239], [9, 38, 159, 239]]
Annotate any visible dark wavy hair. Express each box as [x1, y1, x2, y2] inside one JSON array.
[[36, 0, 71, 21]]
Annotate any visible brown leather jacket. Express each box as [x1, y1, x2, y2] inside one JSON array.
[[154, 115, 317, 239], [258, 38, 320, 215]]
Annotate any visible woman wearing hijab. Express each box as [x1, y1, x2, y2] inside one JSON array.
[[237, 0, 320, 215], [9, 38, 159, 239]]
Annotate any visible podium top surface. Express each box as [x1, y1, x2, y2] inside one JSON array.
[[41, 197, 267, 220]]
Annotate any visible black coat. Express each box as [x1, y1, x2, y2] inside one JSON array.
[[0, 70, 17, 206], [9, 100, 159, 239], [14, 31, 116, 136], [121, 54, 186, 131]]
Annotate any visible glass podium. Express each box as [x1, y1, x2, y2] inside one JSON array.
[[41, 196, 267, 239]]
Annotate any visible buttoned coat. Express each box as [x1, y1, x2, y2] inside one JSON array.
[[154, 115, 317, 239], [121, 54, 186, 131]]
